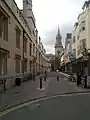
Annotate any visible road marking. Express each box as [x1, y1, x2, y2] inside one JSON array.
[[29, 104, 40, 110], [0, 91, 90, 117]]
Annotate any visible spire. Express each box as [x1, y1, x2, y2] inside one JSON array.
[[58, 25, 60, 35], [55, 25, 63, 57], [56, 25, 61, 39]]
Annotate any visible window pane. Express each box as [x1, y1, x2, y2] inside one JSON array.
[[29, 43, 32, 56], [33, 44, 35, 53], [0, 51, 7, 75], [3, 53, 7, 74], [73, 36, 75, 43], [3, 18, 8, 41], [15, 56, 20, 73], [82, 27, 85, 30], [24, 37, 27, 53], [0, 52, 2, 75], [29, 60, 32, 72], [24, 59, 27, 72], [0, 16, 2, 38], [16, 29, 20, 49]]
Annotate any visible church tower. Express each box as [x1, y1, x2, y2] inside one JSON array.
[[55, 26, 63, 57]]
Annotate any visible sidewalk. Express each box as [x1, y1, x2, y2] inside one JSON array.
[[59, 72, 70, 79], [0, 75, 47, 112], [60, 72, 90, 90], [0, 72, 90, 112]]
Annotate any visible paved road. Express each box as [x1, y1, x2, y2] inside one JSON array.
[[1, 93, 90, 120], [0, 72, 90, 119]]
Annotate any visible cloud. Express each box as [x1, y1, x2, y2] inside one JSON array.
[[60, 21, 74, 45], [42, 21, 74, 53], [42, 28, 57, 46], [69, 0, 85, 6], [15, 0, 86, 54], [44, 45, 55, 54], [15, 0, 23, 9]]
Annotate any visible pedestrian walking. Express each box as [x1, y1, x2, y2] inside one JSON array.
[[44, 70, 47, 81], [56, 69, 59, 72], [45, 70, 47, 76]]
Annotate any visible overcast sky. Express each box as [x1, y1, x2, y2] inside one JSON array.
[[15, 0, 85, 54]]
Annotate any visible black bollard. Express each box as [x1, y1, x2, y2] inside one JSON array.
[[40, 77, 42, 89], [57, 76, 59, 81], [44, 75, 46, 81]]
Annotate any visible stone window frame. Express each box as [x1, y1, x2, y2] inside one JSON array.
[[33, 43, 35, 53], [0, 48, 9, 75], [15, 54, 21, 73], [15, 25, 21, 49], [0, 10, 8, 41], [73, 36, 76, 43], [29, 60, 32, 72], [24, 58, 27, 72], [72, 49, 76, 57], [29, 42, 32, 56], [24, 36, 27, 53]]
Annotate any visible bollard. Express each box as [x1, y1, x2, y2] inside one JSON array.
[[40, 77, 42, 89], [4, 79, 6, 91], [57, 76, 59, 81], [44, 75, 46, 81]]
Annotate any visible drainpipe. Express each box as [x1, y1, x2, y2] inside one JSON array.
[[22, 29, 24, 78]]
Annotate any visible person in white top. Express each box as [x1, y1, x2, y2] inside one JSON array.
[[56, 69, 59, 72]]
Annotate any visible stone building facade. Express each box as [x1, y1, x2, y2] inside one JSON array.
[[0, 0, 49, 88], [64, 33, 72, 73], [72, 0, 90, 77]]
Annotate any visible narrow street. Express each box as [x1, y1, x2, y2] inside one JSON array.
[[0, 72, 84, 111], [1, 0, 90, 119], [0, 72, 90, 120]]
